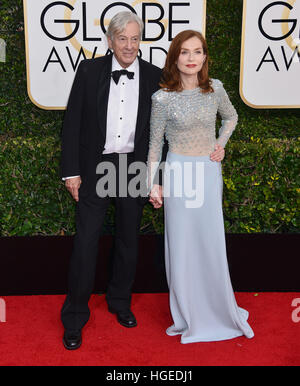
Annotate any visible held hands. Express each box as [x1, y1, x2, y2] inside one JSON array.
[[65, 176, 82, 202], [210, 144, 225, 162], [149, 184, 163, 209]]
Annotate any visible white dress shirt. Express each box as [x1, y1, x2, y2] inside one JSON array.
[[103, 55, 139, 154], [64, 54, 140, 180]]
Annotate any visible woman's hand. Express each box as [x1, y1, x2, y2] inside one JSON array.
[[210, 144, 225, 162], [149, 184, 163, 209]]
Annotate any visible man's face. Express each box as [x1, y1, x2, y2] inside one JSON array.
[[108, 22, 141, 68]]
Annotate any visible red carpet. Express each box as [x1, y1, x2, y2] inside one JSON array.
[[0, 293, 299, 366]]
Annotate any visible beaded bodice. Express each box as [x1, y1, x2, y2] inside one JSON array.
[[147, 79, 238, 188]]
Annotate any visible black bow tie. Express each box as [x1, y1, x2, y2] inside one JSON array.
[[111, 69, 134, 85]]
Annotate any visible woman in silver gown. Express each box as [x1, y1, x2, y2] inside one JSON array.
[[147, 30, 254, 343]]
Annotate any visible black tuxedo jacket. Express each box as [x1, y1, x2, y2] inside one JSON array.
[[61, 54, 164, 194]]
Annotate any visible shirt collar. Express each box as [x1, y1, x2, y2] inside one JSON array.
[[112, 55, 139, 73]]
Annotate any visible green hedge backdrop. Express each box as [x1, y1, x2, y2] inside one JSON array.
[[0, 0, 299, 236]]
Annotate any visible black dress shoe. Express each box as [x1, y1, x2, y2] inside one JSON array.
[[108, 307, 137, 328], [63, 329, 82, 350]]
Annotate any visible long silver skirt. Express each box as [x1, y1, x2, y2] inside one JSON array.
[[163, 152, 254, 343]]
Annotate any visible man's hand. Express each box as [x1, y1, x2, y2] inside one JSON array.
[[149, 184, 163, 209], [210, 144, 225, 162], [65, 176, 82, 202]]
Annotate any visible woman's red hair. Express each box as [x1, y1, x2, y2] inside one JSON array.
[[160, 30, 213, 93]]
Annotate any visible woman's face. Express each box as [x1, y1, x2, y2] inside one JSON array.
[[176, 36, 206, 77]]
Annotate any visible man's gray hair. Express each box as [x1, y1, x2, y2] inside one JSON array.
[[106, 11, 144, 40]]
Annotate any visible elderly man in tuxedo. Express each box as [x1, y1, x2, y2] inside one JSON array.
[[60, 12, 162, 350]]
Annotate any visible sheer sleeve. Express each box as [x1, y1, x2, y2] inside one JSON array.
[[215, 81, 238, 148], [147, 90, 168, 192]]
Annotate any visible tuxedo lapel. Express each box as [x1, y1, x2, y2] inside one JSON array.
[[96, 54, 113, 142], [134, 57, 150, 146]]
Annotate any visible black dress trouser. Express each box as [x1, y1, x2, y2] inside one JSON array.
[[61, 153, 144, 331]]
